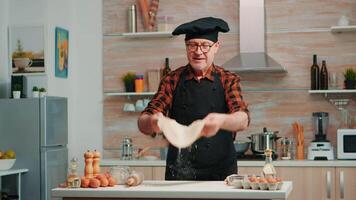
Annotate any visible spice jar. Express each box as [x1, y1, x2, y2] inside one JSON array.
[[135, 74, 144, 93], [67, 157, 81, 188], [280, 137, 294, 160], [156, 16, 174, 32]]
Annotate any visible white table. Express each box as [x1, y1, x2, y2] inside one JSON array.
[[52, 180, 293, 200], [0, 169, 28, 200]]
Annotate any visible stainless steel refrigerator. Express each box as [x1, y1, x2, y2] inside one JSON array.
[[0, 96, 68, 200]]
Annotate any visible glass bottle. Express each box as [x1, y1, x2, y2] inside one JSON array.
[[262, 149, 276, 178], [67, 157, 81, 188], [320, 60, 328, 90], [161, 57, 171, 78], [310, 54, 320, 90]]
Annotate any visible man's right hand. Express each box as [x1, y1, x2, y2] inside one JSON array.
[[138, 112, 164, 136], [150, 112, 163, 134]]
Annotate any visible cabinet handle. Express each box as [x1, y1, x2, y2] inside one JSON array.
[[340, 171, 344, 199], [327, 171, 331, 199]]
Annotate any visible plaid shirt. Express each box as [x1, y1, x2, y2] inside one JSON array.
[[142, 64, 249, 122]]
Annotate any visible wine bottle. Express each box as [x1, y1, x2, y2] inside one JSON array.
[[310, 54, 320, 90], [320, 60, 328, 90], [161, 57, 171, 78]]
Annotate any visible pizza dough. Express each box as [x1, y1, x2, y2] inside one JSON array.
[[157, 116, 205, 148]]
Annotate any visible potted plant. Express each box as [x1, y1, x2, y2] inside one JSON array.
[[39, 88, 46, 97], [122, 72, 135, 92], [12, 40, 33, 72], [12, 84, 22, 99], [32, 86, 39, 98], [343, 68, 356, 89]]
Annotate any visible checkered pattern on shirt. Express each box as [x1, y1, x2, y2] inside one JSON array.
[[142, 64, 249, 122]]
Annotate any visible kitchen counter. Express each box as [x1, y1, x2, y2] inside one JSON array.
[[52, 180, 292, 200], [101, 159, 356, 167]]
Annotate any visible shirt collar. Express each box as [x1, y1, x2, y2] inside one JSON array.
[[185, 64, 215, 82]]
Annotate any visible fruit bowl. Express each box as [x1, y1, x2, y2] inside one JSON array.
[[0, 159, 16, 170]]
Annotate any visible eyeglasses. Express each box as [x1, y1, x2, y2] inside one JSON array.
[[185, 42, 216, 53]]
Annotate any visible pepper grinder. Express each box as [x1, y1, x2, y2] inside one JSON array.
[[93, 150, 101, 176], [84, 150, 94, 178]]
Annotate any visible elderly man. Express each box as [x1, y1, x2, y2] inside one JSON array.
[[138, 17, 249, 180]]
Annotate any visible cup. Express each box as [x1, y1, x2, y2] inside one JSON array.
[[338, 15, 350, 26], [143, 99, 150, 107], [123, 103, 135, 112], [13, 58, 32, 71], [329, 72, 338, 89], [135, 100, 145, 112]]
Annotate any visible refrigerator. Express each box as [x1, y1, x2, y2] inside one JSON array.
[[0, 96, 68, 200]]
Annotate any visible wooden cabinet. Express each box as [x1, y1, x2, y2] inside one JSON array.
[[152, 166, 165, 180], [238, 167, 335, 200], [276, 167, 335, 200], [335, 168, 356, 200]]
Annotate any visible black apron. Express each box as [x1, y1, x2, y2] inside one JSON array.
[[165, 68, 237, 181]]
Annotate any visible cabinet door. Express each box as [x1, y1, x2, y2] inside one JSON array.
[[277, 167, 335, 200], [152, 167, 166, 180], [238, 167, 261, 175], [335, 168, 356, 200]]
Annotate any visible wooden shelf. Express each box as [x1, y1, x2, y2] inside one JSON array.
[[309, 89, 356, 94], [330, 25, 356, 33], [11, 72, 46, 76], [105, 92, 155, 97], [104, 32, 173, 38], [309, 89, 356, 98]]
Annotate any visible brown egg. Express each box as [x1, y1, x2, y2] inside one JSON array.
[[267, 177, 277, 183], [81, 178, 90, 188], [259, 178, 268, 183], [89, 178, 100, 188], [96, 174, 105, 180], [276, 177, 282, 182], [108, 177, 117, 187], [104, 172, 112, 179], [248, 177, 257, 182], [99, 177, 109, 187]]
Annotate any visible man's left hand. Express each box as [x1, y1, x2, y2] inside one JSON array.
[[201, 113, 226, 137]]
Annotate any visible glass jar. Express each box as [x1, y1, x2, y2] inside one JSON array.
[[280, 137, 294, 160], [156, 16, 174, 32], [121, 136, 133, 160], [110, 166, 130, 185], [67, 157, 81, 188]]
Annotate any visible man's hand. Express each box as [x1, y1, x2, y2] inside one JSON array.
[[201, 113, 226, 137], [150, 112, 163, 134], [138, 112, 164, 136]]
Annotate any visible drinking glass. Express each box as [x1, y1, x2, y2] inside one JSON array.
[[329, 72, 338, 89]]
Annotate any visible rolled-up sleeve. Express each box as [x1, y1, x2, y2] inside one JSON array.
[[224, 73, 250, 125], [142, 75, 174, 116]]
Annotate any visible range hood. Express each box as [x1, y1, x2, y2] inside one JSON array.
[[223, 0, 287, 73]]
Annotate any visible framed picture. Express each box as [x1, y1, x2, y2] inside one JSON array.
[[9, 25, 45, 74], [55, 27, 69, 78]]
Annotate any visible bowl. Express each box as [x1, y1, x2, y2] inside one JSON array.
[[225, 174, 244, 188], [0, 159, 16, 170], [234, 141, 250, 154]]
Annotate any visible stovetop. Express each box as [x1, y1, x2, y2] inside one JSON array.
[[236, 153, 278, 160]]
